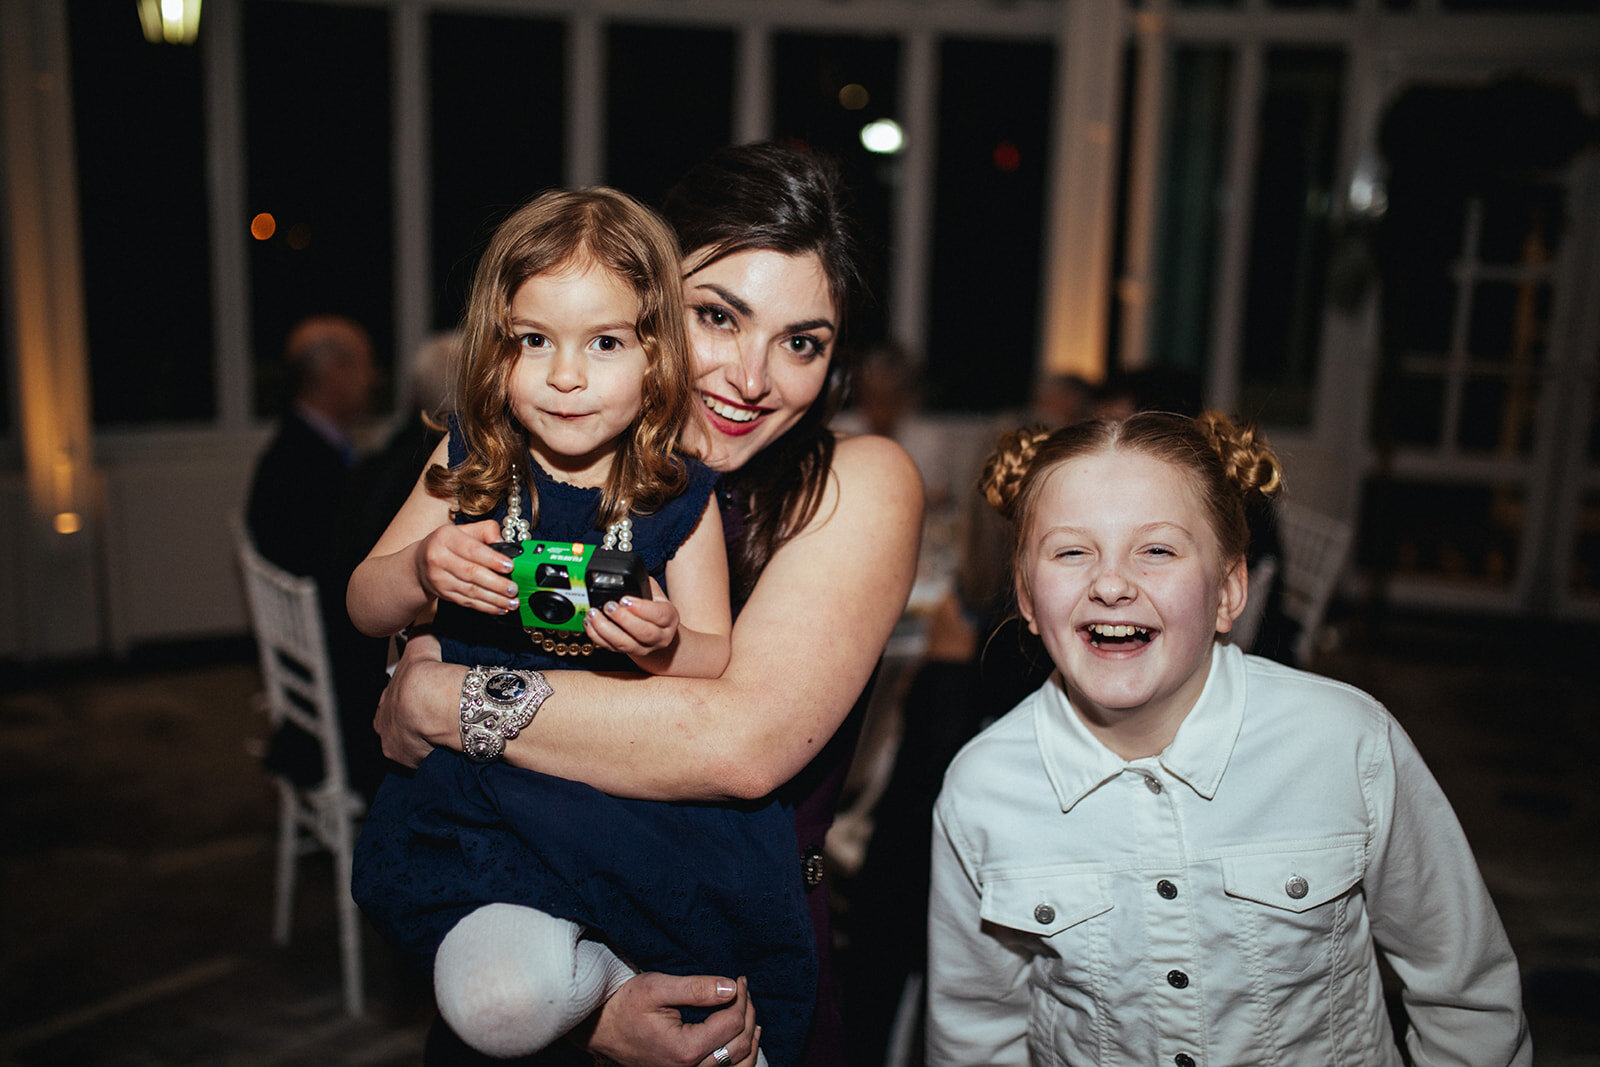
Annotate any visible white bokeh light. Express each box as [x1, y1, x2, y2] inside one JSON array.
[[860, 118, 904, 154]]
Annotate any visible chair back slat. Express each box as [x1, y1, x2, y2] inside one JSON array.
[[231, 517, 350, 796], [1276, 500, 1355, 665]]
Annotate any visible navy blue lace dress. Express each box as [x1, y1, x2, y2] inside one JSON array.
[[352, 425, 818, 1067]]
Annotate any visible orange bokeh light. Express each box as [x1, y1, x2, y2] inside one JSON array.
[[250, 212, 277, 240]]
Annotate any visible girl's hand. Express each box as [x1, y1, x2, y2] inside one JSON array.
[[414, 518, 518, 616], [583, 577, 680, 656]]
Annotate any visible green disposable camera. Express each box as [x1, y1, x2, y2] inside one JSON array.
[[491, 540, 650, 633]]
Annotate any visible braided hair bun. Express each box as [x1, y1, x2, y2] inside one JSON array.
[[981, 426, 1054, 522], [1195, 410, 1284, 503]]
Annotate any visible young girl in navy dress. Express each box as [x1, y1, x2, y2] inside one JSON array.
[[926, 411, 1530, 1066], [348, 187, 809, 1065]]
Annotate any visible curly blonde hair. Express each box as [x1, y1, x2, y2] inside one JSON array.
[[425, 187, 694, 529], [981, 410, 1284, 580]]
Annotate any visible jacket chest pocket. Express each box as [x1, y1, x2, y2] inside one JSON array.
[[980, 870, 1114, 945], [1221, 842, 1364, 976]]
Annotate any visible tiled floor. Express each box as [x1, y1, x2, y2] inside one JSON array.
[[1, 614, 1597, 1064]]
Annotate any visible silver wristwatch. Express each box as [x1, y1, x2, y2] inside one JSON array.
[[459, 666, 553, 763]]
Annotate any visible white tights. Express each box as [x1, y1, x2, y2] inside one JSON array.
[[434, 903, 637, 1058]]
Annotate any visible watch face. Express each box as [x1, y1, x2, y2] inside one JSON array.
[[484, 671, 528, 706]]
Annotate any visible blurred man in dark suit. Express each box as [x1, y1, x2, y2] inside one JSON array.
[[247, 315, 377, 574]]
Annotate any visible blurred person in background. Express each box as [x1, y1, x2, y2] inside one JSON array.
[[247, 314, 391, 800]]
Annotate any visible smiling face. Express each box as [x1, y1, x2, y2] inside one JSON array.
[[506, 258, 647, 486], [677, 248, 837, 473], [1016, 449, 1247, 756]]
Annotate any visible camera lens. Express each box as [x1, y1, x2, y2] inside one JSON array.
[[530, 591, 576, 625]]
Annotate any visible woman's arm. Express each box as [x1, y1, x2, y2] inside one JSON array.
[[584, 496, 732, 679], [347, 437, 515, 636], [374, 433, 923, 800]]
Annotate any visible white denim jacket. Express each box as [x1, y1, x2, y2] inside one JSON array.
[[927, 643, 1531, 1067]]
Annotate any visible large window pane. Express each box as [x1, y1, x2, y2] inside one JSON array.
[[245, 1, 393, 415], [771, 32, 900, 351], [69, 1, 214, 425], [1239, 47, 1344, 427], [1570, 490, 1600, 598], [925, 38, 1054, 412], [430, 14, 565, 331], [1374, 80, 1583, 461], [1150, 45, 1231, 379], [606, 25, 734, 209], [1359, 479, 1523, 589]]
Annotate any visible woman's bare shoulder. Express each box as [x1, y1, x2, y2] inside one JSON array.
[[778, 431, 921, 549], [830, 431, 922, 494]]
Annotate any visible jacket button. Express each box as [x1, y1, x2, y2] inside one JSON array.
[[1166, 969, 1189, 989], [1285, 874, 1309, 900], [1034, 903, 1056, 924], [1175, 1055, 1196, 1067], [1156, 879, 1178, 899], [1143, 775, 1163, 794]]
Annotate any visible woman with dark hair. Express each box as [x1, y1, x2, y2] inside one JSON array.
[[375, 142, 923, 1066]]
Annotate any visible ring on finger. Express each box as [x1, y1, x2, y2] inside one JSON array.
[[711, 1047, 732, 1067]]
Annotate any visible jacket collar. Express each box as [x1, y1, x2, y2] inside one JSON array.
[[1036, 643, 1246, 812]]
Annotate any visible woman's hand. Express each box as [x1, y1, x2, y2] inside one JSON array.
[[372, 632, 465, 767], [415, 518, 517, 616], [572, 973, 760, 1067]]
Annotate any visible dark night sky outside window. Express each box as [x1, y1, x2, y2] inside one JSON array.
[[245, 0, 393, 416], [69, 1, 215, 426], [1151, 45, 1231, 380], [925, 38, 1053, 412], [605, 25, 734, 210], [772, 32, 900, 354], [1239, 47, 1344, 427], [430, 14, 565, 332]]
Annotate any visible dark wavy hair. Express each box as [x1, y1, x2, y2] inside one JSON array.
[[426, 187, 694, 529], [659, 141, 868, 601]]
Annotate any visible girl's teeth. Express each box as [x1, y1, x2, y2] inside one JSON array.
[[1089, 624, 1148, 638], [702, 395, 758, 423]]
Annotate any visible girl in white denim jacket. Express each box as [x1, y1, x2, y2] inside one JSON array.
[[926, 412, 1530, 1067]]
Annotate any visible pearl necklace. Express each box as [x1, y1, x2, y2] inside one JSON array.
[[501, 473, 632, 551], [502, 473, 633, 658]]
